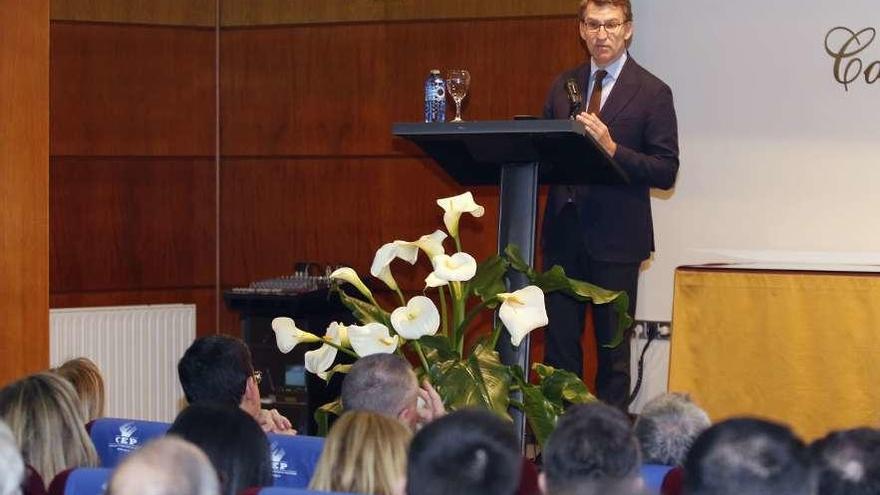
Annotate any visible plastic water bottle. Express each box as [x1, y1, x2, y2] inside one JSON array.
[[424, 69, 446, 123]]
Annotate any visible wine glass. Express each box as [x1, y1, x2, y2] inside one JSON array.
[[446, 69, 471, 122]]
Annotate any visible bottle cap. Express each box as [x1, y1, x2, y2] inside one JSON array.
[[430, 69, 441, 75]]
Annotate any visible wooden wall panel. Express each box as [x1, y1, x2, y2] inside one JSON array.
[[50, 158, 216, 292], [220, 17, 584, 156], [50, 22, 215, 156], [52, 0, 216, 27], [0, 0, 50, 384], [220, 0, 575, 26]]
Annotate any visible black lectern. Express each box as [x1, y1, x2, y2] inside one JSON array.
[[392, 119, 628, 445]]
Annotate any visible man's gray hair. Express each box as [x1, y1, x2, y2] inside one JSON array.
[[0, 420, 24, 495], [634, 393, 711, 465], [341, 353, 417, 418], [107, 436, 219, 495]]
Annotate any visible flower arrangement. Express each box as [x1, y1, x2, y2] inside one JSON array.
[[271, 192, 631, 444]]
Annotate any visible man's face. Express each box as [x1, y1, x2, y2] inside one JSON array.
[[579, 3, 633, 68]]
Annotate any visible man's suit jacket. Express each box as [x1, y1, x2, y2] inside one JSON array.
[[542, 55, 679, 263]]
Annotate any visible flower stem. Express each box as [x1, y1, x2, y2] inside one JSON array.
[[321, 339, 359, 358], [453, 235, 462, 253], [438, 286, 450, 337], [412, 340, 433, 384], [454, 297, 498, 344], [489, 318, 504, 350], [394, 286, 407, 306]]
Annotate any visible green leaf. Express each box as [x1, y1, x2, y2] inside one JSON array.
[[504, 244, 533, 274], [314, 398, 343, 436], [430, 345, 512, 421], [468, 255, 509, 305], [334, 288, 390, 326], [509, 366, 562, 447], [418, 335, 458, 361], [533, 363, 596, 405], [530, 265, 633, 348]]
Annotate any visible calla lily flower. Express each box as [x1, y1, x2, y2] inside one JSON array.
[[329, 267, 374, 301], [304, 322, 348, 380], [348, 323, 399, 356], [425, 272, 449, 288], [430, 252, 478, 282], [436, 192, 485, 237], [370, 242, 418, 292], [408, 230, 448, 258], [271, 317, 321, 354], [497, 286, 549, 347], [391, 296, 441, 340]]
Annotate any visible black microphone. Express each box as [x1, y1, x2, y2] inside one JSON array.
[[565, 78, 582, 119]]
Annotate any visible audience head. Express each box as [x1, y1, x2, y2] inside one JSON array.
[[810, 427, 880, 495], [0, 372, 98, 481], [52, 357, 106, 422], [634, 393, 710, 466], [178, 335, 261, 417], [0, 420, 24, 495], [341, 353, 420, 428], [407, 408, 521, 495], [168, 403, 271, 495], [310, 410, 411, 495], [541, 402, 642, 495], [107, 436, 219, 495], [684, 417, 814, 495]]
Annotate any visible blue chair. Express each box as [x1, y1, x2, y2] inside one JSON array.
[[48, 467, 112, 495], [641, 463, 675, 494], [256, 488, 357, 495], [87, 418, 171, 468], [266, 434, 325, 488]]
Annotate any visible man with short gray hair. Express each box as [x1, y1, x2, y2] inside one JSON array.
[[340, 353, 443, 430], [634, 393, 710, 466], [107, 436, 219, 495]]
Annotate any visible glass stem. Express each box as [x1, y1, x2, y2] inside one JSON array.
[[455, 99, 462, 121]]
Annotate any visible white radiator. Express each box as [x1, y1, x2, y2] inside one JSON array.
[[50, 304, 196, 423]]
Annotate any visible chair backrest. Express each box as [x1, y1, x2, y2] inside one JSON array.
[[266, 434, 324, 488], [641, 463, 675, 494], [255, 488, 357, 495], [47, 468, 111, 495], [87, 418, 171, 468]]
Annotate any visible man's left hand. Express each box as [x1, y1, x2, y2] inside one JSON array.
[[257, 408, 297, 435], [578, 112, 617, 156]]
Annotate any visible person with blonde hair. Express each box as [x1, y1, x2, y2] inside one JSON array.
[[52, 357, 105, 422], [107, 436, 219, 495], [309, 410, 411, 495], [0, 373, 99, 482]]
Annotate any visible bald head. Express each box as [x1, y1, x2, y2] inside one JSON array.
[[107, 436, 219, 495]]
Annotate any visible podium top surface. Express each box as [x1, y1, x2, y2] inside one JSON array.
[[393, 119, 628, 186]]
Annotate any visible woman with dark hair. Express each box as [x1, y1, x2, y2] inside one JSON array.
[[168, 403, 272, 495]]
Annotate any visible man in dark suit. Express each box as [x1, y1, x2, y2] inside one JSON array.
[[542, 0, 679, 409]]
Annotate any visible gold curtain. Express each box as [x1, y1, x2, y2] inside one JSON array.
[[669, 267, 880, 440]]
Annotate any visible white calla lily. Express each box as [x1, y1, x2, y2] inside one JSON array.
[[271, 317, 321, 354], [304, 344, 337, 379], [348, 323, 399, 356], [391, 296, 441, 340], [430, 252, 478, 282], [303, 322, 349, 380], [409, 230, 448, 258], [436, 192, 485, 237], [329, 267, 374, 300], [370, 242, 418, 292], [425, 271, 449, 288], [497, 286, 549, 347]]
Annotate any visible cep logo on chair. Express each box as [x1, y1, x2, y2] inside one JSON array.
[[270, 442, 298, 479], [114, 422, 139, 448]]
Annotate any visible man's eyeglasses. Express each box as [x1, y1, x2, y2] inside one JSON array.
[[581, 19, 628, 34]]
